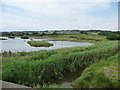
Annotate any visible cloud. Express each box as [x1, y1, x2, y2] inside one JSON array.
[[0, 0, 118, 31]]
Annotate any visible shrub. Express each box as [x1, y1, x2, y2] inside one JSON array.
[[106, 34, 120, 40]]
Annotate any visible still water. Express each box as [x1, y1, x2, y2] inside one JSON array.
[[0, 37, 93, 52]]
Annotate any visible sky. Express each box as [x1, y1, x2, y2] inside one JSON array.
[[0, 0, 119, 31]]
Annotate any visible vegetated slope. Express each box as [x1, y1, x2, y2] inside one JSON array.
[[72, 53, 119, 88], [2, 41, 119, 87]]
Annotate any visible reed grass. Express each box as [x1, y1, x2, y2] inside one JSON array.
[[2, 41, 119, 87]]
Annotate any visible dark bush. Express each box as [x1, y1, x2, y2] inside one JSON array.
[[106, 34, 120, 40]]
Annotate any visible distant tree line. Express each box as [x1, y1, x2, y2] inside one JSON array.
[[0, 30, 119, 40], [0, 31, 58, 36]]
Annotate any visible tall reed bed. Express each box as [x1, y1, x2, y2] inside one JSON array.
[[2, 41, 119, 87]]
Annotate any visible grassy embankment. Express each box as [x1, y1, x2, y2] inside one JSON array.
[[72, 53, 119, 88], [2, 41, 119, 88], [41, 53, 119, 88], [27, 41, 53, 47], [38, 34, 107, 42]]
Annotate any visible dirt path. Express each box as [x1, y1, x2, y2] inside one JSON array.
[[1, 80, 31, 89]]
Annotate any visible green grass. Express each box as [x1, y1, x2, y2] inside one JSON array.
[[2, 41, 119, 87], [30, 33, 106, 43], [27, 41, 53, 47], [42, 34, 107, 42], [72, 54, 119, 88]]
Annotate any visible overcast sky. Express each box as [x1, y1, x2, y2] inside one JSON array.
[[0, 0, 119, 31]]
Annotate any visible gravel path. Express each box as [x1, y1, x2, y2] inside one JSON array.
[[0, 80, 31, 89]]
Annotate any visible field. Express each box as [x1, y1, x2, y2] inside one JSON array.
[[1, 33, 119, 88], [37, 34, 107, 42]]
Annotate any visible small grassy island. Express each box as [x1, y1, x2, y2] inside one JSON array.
[[0, 38, 7, 40], [27, 41, 53, 47], [8, 36, 15, 39], [21, 36, 29, 39]]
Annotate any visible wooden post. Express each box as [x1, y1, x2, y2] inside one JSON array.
[[9, 50, 12, 57]]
